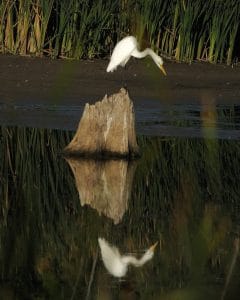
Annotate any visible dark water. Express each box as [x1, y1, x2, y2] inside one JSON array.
[[1, 99, 240, 139], [0, 103, 240, 300]]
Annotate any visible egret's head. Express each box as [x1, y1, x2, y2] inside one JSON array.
[[159, 64, 167, 76], [149, 241, 158, 252], [144, 241, 158, 260], [155, 56, 167, 76]]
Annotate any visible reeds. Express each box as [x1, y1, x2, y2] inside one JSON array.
[[0, 0, 240, 64]]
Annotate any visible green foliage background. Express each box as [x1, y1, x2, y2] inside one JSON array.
[[1, 0, 240, 64]]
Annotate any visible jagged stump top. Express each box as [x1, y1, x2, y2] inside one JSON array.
[[64, 88, 139, 159]]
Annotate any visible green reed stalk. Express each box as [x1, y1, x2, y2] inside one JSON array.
[[15, 0, 32, 55], [0, 0, 240, 63], [27, 0, 54, 55], [135, 0, 169, 54], [162, 0, 179, 57], [52, 0, 75, 58], [226, 1, 240, 65], [207, 1, 240, 64], [66, 0, 118, 59], [2, 1, 15, 53]]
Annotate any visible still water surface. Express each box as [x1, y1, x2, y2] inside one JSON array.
[[0, 102, 240, 299]]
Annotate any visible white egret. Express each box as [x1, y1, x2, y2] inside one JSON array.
[[98, 237, 158, 278], [106, 36, 167, 75]]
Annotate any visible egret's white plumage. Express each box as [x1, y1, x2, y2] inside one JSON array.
[[106, 36, 166, 75], [98, 237, 158, 278]]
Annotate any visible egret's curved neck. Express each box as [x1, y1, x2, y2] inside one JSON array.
[[131, 48, 161, 65], [132, 48, 156, 59], [122, 252, 151, 267]]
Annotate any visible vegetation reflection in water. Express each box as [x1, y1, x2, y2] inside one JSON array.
[[0, 126, 240, 299]]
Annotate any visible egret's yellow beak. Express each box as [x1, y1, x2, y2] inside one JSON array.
[[159, 64, 167, 76], [149, 241, 158, 252]]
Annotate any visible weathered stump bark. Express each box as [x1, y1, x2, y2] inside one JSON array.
[[65, 158, 137, 224], [64, 88, 139, 158]]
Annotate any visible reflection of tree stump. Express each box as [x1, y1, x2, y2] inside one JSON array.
[[64, 88, 139, 158], [65, 158, 137, 224]]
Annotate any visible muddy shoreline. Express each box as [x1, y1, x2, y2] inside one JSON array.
[[0, 54, 240, 133]]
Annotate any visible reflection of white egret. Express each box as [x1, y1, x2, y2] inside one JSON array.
[[107, 36, 167, 75], [98, 237, 158, 278]]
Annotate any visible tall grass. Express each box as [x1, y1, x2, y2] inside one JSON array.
[[0, 0, 240, 64]]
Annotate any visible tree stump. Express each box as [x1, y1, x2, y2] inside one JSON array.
[[64, 88, 139, 158]]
